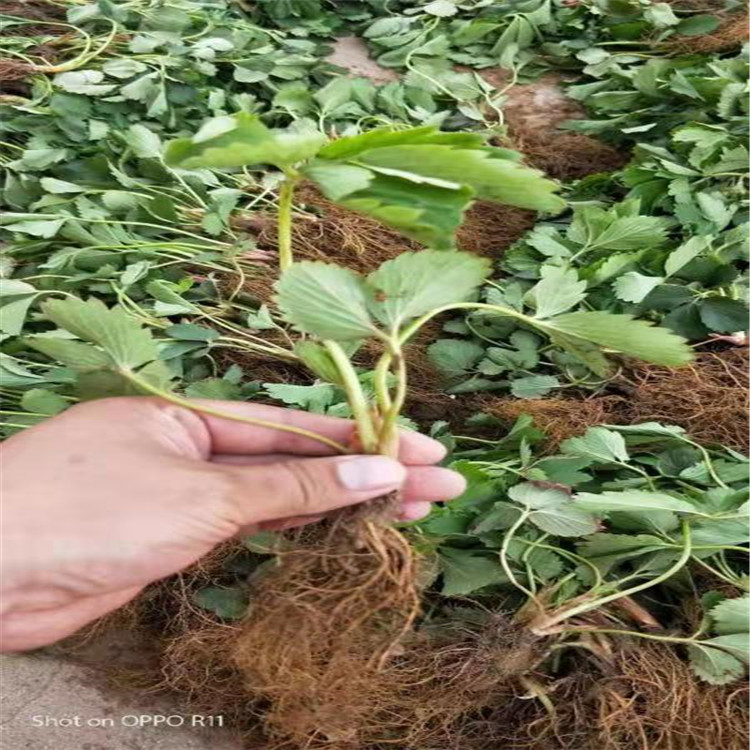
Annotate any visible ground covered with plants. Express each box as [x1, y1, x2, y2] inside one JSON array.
[[1, 0, 748, 748]]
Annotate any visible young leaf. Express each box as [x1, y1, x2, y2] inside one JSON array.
[[367, 250, 491, 328], [529, 505, 600, 537], [527, 265, 587, 319], [439, 548, 508, 596], [428, 339, 484, 377], [544, 312, 694, 366], [40, 298, 158, 369], [688, 642, 747, 685], [510, 374, 560, 399], [711, 595, 750, 635], [193, 585, 249, 620], [573, 489, 700, 514], [355, 144, 565, 214], [561, 427, 630, 464], [698, 298, 748, 333], [331, 171, 474, 250], [613, 272, 665, 304], [165, 113, 326, 170], [275, 262, 377, 341]]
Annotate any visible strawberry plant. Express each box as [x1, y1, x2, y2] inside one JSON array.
[[416, 419, 749, 684]]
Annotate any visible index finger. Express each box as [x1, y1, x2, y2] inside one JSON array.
[[189, 400, 447, 465]]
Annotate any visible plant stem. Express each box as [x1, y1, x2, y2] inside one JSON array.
[[277, 173, 298, 272], [323, 341, 378, 453], [532, 520, 693, 634], [499, 506, 543, 611], [558, 627, 702, 646], [377, 347, 406, 458], [124, 371, 349, 453]]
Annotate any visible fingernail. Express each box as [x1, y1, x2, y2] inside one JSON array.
[[336, 456, 407, 491]]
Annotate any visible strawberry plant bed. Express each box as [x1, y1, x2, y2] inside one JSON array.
[[1, 1, 748, 749]]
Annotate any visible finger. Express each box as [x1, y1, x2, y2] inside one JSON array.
[[398, 502, 433, 522], [402, 466, 467, 504], [217, 454, 408, 526], [191, 401, 446, 463]]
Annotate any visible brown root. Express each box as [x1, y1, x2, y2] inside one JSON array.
[[617, 348, 749, 453], [232, 495, 424, 747], [667, 12, 748, 54], [512, 132, 630, 181], [475, 394, 626, 450]]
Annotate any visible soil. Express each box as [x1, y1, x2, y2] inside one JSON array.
[[667, 11, 749, 53], [496, 73, 630, 178], [325, 36, 399, 84]]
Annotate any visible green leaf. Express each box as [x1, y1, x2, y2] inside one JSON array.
[[128, 124, 163, 159], [275, 262, 377, 341], [0, 281, 37, 336], [302, 163, 373, 201], [510, 374, 560, 399], [545, 312, 693, 366], [561, 427, 630, 464], [585, 215, 671, 252], [40, 298, 158, 369], [332, 171, 474, 250], [367, 250, 490, 328], [316, 127, 483, 161], [508, 482, 598, 536], [356, 144, 565, 213], [698, 298, 748, 333], [428, 339, 484, 377], [263, 382, 336, 412], [25, 336, 113, 370], [613, 272, 665, 304], [529, 505, 600, 537], [20, 388, 68, 415], [193, 585, 249, 620], [573, 489, 700, 514], [165, 113, 326, 170], [688, 642, 746, 685], [39, 178, 87, 194], [294, 341, 344, 384], [711, 595, 750, 635], [2, 218, 65, 238], [423, 0, 458, 16], [439, 548, 508, 596], [674, 14, 720, 35], [528, 265, 587, 318], [184, 379, 242, 400], [664, 236, 709, 277], [508, 482, 572, 509], [53, 70, 117, 95]]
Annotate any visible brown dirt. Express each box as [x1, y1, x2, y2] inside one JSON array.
[[0, 0, 65, 36], [478, 71, 630, 179], [667, 12, 748, 53], [512, 132, 630, 181], [469, 348, 749, 453], [616, 347, 749, 453], [480, 641, 750, 750], [476, 394, 626, 450]]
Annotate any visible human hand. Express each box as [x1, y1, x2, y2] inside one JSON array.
[[0, 397, 464, 652]]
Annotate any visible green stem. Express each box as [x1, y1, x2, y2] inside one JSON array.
[[558, 627, 702, 646], [277, 174, 298, 273], [377, 347, 406, 457], [533, 520, 693, 633], [499, 506, 543, 610], [323, 341, 378, 453], [124, 371, 349, 453]]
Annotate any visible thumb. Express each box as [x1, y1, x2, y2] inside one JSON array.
[[217, 455, 407, 528]]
